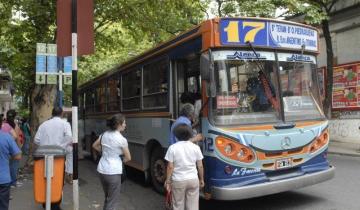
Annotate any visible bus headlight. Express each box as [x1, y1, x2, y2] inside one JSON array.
[[216, 136, 255, 163], [224, 144, 233, 155], [310, 129, 329, 153]]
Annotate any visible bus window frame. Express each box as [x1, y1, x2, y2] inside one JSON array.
[[106, 74, 121, 112], [94, 80, 107, 113], [121, 67, 142, 112], [142, 56, 170, 111]]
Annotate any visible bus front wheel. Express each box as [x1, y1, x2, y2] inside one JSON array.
[[150, 147, 166, 194]]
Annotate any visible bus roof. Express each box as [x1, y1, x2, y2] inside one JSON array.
[[79, 17, 319, 90]]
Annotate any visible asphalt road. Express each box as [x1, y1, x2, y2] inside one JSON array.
[[10, 154, 360, 210]]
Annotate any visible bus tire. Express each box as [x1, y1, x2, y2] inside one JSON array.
[[150, 147, 166, 194]]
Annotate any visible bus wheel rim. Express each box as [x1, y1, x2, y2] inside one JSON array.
[[154, 159, 165, 183]]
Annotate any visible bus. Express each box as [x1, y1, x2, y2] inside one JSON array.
[[78, 17, 335, 200]]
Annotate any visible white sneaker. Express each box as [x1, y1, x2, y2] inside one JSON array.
[[15, 181, 23, 187]]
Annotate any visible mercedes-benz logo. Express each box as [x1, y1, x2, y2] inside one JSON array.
[[281, 137, 292, 149]]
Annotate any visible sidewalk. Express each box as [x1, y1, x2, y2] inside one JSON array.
[[8, 141, 360, 210], [9, 157, 163, 210], [328, 140, 360, 157]]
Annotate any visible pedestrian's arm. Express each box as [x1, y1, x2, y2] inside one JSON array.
[[189, 133, 204, 143], [64, 122, 73, 145], [92, 138, 101, 153], [10, 129, 19, 145], [122, 147, 131, 163], [34, 127, 41, 145], [164, 161, 174, 192], [197, 160, 205, 188], [12, 152, 22, 160]]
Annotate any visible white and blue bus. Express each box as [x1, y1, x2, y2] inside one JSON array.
[[78, 17, 334, 200]]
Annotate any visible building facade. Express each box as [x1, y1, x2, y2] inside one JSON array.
[[0, 67, 15, 116]]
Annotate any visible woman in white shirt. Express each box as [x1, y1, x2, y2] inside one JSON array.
[[164, 123, 204, 210], [92, 114, 131, 210]]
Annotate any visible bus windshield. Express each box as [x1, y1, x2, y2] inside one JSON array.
[[210, 50, 325, 125], [278, 53, 325, 122]]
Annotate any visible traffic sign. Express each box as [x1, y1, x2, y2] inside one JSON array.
[[64, 75, 72, 85], [47, 56, 57, 73], [36, 43, 47, 55], [64, 56, 72, 74], [47, 74, 57, 84], [47, 44, 57, 56], [36, 74, 46, 84], [36, 55, 46, 72]]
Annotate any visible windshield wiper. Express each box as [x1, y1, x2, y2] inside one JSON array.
[[245, 41, 280, 111]]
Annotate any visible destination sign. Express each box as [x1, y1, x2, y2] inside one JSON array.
[[219, 19, 318, 52]]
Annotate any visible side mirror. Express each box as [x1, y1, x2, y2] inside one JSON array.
[[200, 53, 210, 81], [200, 51, 216, 97]]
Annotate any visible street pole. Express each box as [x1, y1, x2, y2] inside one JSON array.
[[59, 70, 63, 108], [71, 0, 79, 209]]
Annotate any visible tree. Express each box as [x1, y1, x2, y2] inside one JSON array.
[[0, 0, 206, 156], [284, 0, 339, 117]]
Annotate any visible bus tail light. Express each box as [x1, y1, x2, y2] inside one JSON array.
[[215, 136, 255, 163], [310, 129, 329, 153]]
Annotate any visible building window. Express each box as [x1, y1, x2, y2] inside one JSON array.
[[122, 69, 141, 111], [142, 58, 168, 109], [107, 76, 121, 112]]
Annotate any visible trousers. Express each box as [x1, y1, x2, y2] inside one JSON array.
[[99, 173, 122, 210], [171, 179, 199, 210], [0, 183, 10, 210]]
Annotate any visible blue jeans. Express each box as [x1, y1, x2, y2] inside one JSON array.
[[9, 159, 19, 186], [0, 183, 10, 210]]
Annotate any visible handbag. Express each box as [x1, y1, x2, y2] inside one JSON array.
[[100, 133, 126, 183], [165, 190, 172, 210]]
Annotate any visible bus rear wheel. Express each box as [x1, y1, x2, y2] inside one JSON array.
[[150, 147, 166, 194]]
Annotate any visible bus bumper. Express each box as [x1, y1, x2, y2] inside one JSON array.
[[210, 166, 335, 200]]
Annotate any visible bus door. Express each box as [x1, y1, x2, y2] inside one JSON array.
[[174, 56, 201, 120]]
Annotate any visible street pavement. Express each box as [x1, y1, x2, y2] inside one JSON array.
[[9, 140, 360, 210]]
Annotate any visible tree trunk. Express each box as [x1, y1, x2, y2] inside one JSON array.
[[322, 19, 334, 118], [28, 85, 57, 156]]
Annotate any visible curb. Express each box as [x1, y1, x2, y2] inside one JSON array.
[[328, 150, 360, 158]]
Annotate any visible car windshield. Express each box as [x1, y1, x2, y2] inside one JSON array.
[[210, 51, 325, 125], [211, 51, 281, 125]]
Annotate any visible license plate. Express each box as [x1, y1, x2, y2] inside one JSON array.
[[275, 158, 292, 169]]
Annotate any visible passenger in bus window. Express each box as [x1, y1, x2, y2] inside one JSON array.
[[92, 114, 131, 210], [164, 123, 204, 210], [169, 103, 204, 146]]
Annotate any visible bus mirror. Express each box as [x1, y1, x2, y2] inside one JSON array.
[[209, 82, 217, 97], [200, 53, 210, 81]]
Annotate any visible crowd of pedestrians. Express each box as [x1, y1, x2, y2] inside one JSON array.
[[0, 94, 204, 210], [0, 109, 29, 210]]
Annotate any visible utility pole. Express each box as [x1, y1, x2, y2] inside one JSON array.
[[71, 0, 79, 209]]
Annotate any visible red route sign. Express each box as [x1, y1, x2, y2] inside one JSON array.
[[57, 0, 94, 56]]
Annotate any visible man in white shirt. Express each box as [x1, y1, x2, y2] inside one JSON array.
[[34, 107, 72, 149], [34, 107, 72, 210]]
